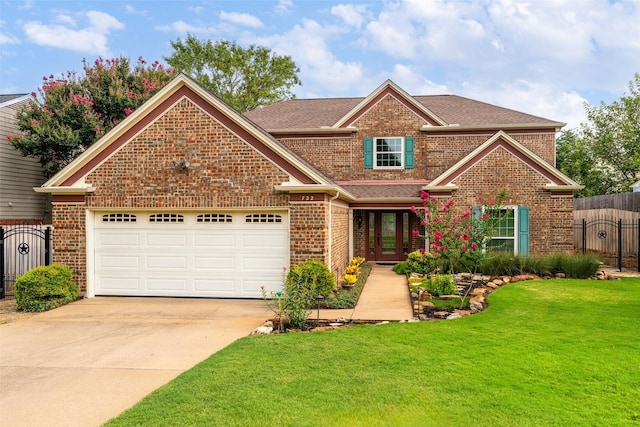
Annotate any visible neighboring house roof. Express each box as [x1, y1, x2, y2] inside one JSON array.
[[0, 94, 30, 108], [632, 180, 640, 192], [244, 81, 564, 130]]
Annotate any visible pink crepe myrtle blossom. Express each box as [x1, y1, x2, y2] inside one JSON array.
[[124, 107, 133, 115]]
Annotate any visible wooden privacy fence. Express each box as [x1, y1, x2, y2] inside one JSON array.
[[573, 209, 640, 272], [1, 224, 52, 299]]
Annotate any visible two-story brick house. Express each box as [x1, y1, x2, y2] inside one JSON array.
[[37, 74, 580, 298]]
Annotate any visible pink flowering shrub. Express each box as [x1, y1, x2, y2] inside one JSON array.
[[411, 190, 506, 273], [8, 56, 177, 177]]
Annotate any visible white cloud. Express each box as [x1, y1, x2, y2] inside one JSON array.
[[461, 79, 589, 132], [275, 0, 293, 15], [219, 11, 264, 28], [331, 4, 369, 28], [125, 5, 149, 16], [0, 32, 20, 45], [188, 6, 204, 14], [156, 20, 217, 35], [54, 14, 76, 26], [0, 20, 20, 45], [252, 18, 365, 96], [387, 64, 449, 95], [23, 11, 123, 56]]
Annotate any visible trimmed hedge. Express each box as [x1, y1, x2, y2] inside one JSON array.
[[15, 264, 78, 312]]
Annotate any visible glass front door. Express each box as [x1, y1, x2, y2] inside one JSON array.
[[367, 211, 410, 261]]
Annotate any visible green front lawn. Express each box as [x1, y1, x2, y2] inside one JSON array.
[[105, 278, 640, 426]]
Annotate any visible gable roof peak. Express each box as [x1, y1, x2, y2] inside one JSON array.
[[333, 79, 448, 128]]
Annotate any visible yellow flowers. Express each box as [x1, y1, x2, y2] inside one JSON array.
[[340, 257, 366, 288]]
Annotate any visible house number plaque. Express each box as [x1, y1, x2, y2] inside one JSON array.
[[291, 194, 323, 202]]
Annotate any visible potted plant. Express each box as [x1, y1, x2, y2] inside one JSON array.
[[340, 273, 358, 290]]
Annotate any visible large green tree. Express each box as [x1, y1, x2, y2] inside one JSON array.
[[557, 73, 640, 196], [8, 57, 176, 178], [164, 35, 301, 112]]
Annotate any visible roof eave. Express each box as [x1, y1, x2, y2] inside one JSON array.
[[266, 127, 358, 135], [34, 186, 96, 195], [421, 123, 566, 132]]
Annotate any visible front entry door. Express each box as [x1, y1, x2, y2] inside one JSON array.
[[367, 211, 410, 261]]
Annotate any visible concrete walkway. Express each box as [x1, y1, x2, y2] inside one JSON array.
[[312, 263, 414, 322]]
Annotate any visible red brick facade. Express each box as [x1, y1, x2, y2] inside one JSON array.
[[45, 76, 576, 296]]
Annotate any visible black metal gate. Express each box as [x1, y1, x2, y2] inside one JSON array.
[[574, 218, 640, 272], [1, 224, 52, 299]]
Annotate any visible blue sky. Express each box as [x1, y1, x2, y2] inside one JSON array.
[[1, 0, 639, 131]]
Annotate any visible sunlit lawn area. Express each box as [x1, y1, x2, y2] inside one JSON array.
[[105, 278, 640, 426]]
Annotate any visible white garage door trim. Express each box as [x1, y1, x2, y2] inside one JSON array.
[[90, 210, 289, 298]]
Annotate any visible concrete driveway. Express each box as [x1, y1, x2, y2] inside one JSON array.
[[0, 297, 270, 427]]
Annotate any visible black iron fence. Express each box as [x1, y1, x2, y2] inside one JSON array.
[[574, 218, 640, 272], [1, 224, 52, 299]]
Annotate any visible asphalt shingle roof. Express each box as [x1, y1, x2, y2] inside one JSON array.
[[244, 94, 562, 129]]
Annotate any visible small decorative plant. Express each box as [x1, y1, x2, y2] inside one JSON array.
[[340, 273, 358, 288]]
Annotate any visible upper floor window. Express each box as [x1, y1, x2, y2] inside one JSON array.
[[364, 136, 414, 170], [375, 137, 403, 168]]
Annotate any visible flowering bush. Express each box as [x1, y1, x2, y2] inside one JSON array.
[[411, 190, 506, 273], [8, 56, 177, 178]]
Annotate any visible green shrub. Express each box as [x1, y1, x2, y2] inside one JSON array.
[[518, 255, 552, 276], [478, 252, 520, 276], [287, 260, 336, 298], [546, 253, 601, 279], [15, 264, 78, 312], [279, 260, 336, 328], [405, 250, 436, 275], [424, 274, 457, 296], [392, 261, 410, 275]]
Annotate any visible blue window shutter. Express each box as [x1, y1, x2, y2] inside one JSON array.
[[518, 206, 530, 256], [404, 137, 414, 169], [471, 206, 481, 219], [364, 137, 374, 169]]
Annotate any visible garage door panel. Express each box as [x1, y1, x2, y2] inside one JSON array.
[[147, 278, 187, 291], [94, 211, 288, 298], [147, 234, 187, 247], [98, 255, 140, 269], [194, 278, 236, 293], [241, 278, 279, 297], [98, 233, 140, 247], [241, 232, 288, 249], [146, 256, 186, 269], [243, 255, 288, 271], [194, 234, 236, 248], [98, 277, 141, 291], [194, 256, 236, 269]]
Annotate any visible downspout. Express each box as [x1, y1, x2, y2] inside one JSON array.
[[327, 191, 340, 277]]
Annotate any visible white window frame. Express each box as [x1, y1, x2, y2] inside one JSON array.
[[373, 137, 404, 169], [484, 205, 518, 254]]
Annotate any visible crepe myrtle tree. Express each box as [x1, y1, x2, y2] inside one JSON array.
[[411, 190, 507, 274], [8, 56, 177, 178]]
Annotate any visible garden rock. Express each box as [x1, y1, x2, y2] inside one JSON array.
[[250, 321, 274, 335], [446, 312, 462, 320]]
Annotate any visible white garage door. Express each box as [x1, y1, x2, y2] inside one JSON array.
[[93, 211, 289, 298]]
